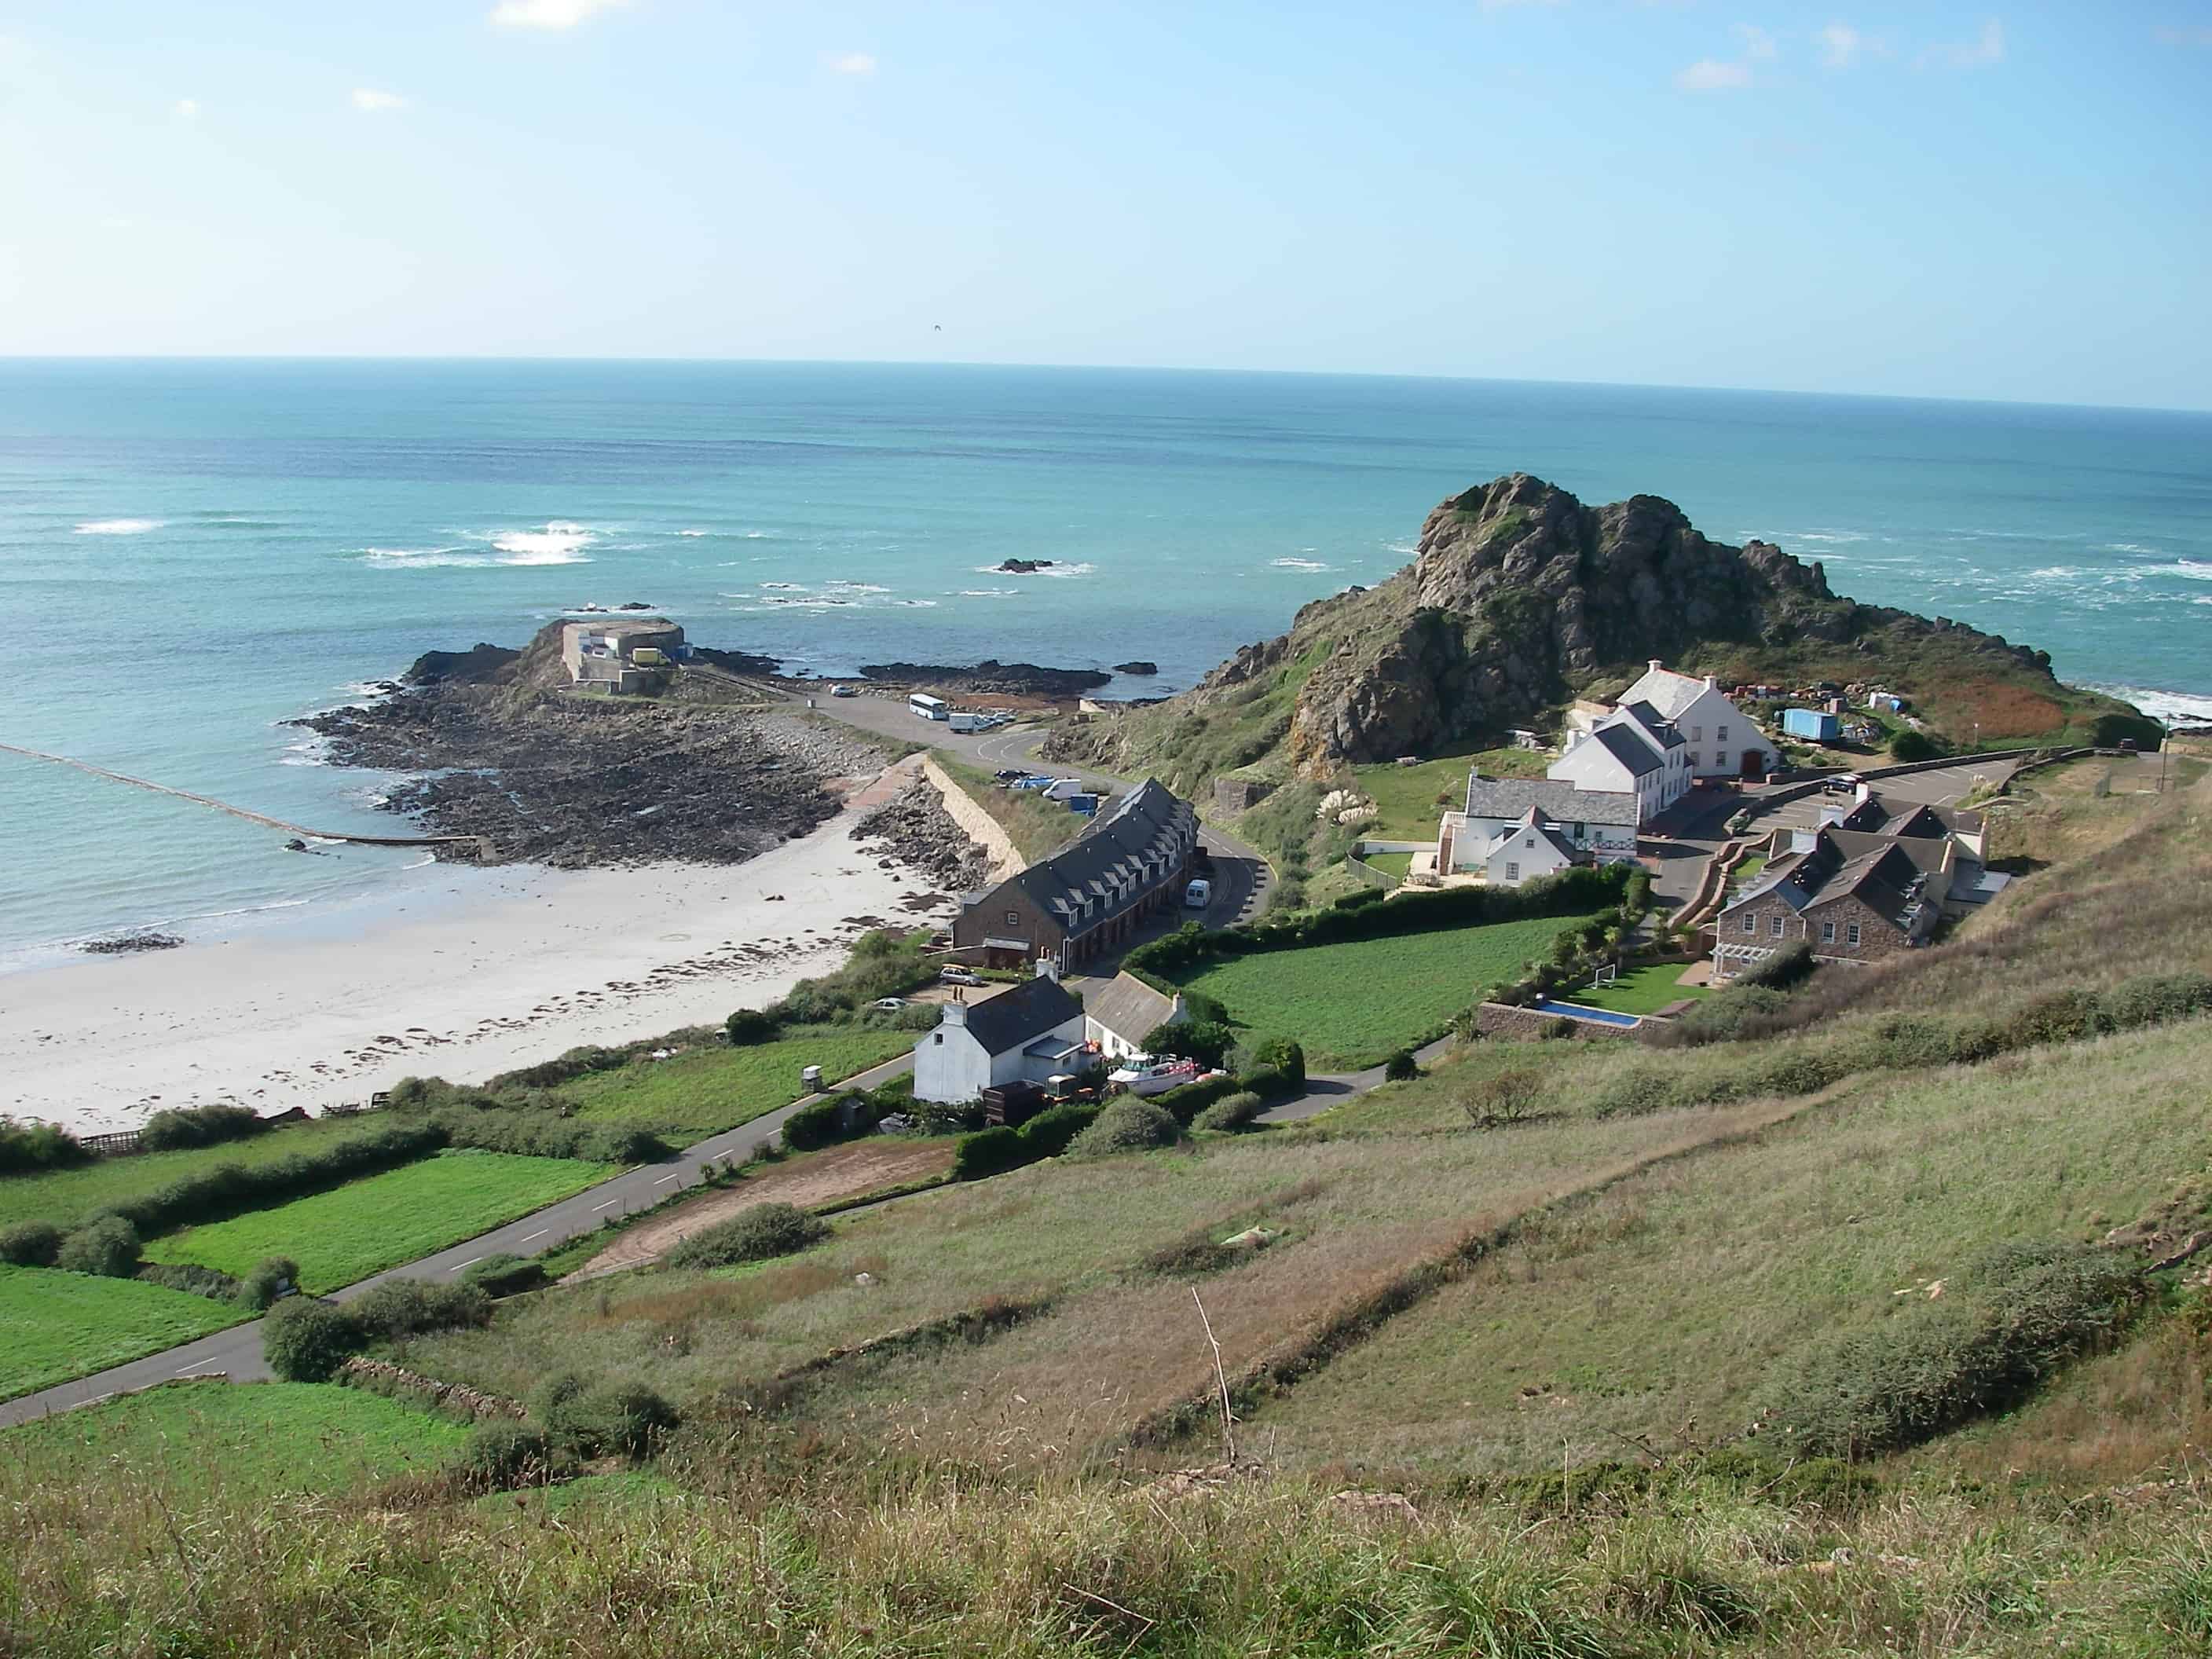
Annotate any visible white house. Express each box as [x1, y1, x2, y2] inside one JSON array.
[[1549, 707, 1689, 819], [1616, 661, 1778, 781], [911, 968, 1086, 1104], [1082, 972, 1185, 1062], [1478, 808, 1583, 887], [1437, 777, 1640, 882]]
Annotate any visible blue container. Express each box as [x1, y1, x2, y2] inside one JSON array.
[[1782, 707, 1840, 741]]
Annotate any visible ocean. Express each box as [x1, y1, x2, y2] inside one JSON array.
[[2, 359, 2207, 962]]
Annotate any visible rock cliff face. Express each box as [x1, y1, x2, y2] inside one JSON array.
[[1061, 474, 2064, 778]]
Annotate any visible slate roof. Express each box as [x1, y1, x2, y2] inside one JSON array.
[[1617, 665, 1710, 721], [1005, 778, 1197, 935], [1486, 808, 1581, 866], [1462, 776, 1640, 827], [1582, 723, 1665, 779], [1084, 972, 1179, 1046], [960, 976, 1083, 1057], [1723, 830, 1934, 932], [1615, 701, 1686, 749]]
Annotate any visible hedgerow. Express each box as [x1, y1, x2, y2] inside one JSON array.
[[137, 1103, 267, 1155], [0, 1117, 88, 1177], [665, 1203, 829, 1271]]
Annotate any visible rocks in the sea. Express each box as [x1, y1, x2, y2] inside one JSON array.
[[858, 659, 1111, 696], [83, 931, 184, 955], [1113, 661, 1159, 676], [853, 782, 991, 893], [996, 558, 1056, 574], [403, 642, 521, 686], [617, 600, 655, 611]]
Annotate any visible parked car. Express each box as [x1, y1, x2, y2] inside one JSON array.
[[994, 769, 1026, 783], [939, 966, 983, 987], [1184, 877, 1213, 910], [830, 683, 859, 698], [870, 997, 908, 1011]]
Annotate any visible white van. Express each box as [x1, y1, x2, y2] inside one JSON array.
[[1184, 877, 1212, 910]]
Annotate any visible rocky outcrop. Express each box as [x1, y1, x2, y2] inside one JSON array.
[[858, 660, 1111, 696], [1059, 474, 2070, 778]]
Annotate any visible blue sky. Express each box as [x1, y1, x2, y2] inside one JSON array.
[[2, 2, 2207, 409]]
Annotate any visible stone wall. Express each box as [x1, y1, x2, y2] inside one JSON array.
[[921, 756, 1026, 884], [339, 1357, 527, 1420], [1472, 1002, 1634, 1041]]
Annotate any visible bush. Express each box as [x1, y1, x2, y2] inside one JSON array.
[[1741, 942, 1817, 992], [2099, 972, 2212, 1031], [233, 1255, 299, 1312], [950, 1126, 1027, 1181], [56, 1216, 141, 1278], [348, 1279, 493, 1341], [1065, 1098, 1181, 1160], [1461, 1067, 1544, 1127], [1755, 1241, 2144, 1456], [1332, 886, 1389, 910], [262, 1298, 367, 1382], [0, 1116, 89, 1177], [456, 1421, 566, 1491], [1652, 985, 1792, 1048], [782, 1093, 881, 1153], [1591, 1068, 1683, 1119], [430, 1108, 671, 1165], [1382, 1049, 1420, 1082], [534, 1374, 679, 1460], [665, 1202, 830, 1270], [1192, 1091, 1265, 1133], [724, 1008, 780, 1046], [1249, 1036, 1306, 1089], [1889, 729, 1940, 763], [1145, 1019, 1234, 1068], [137, 1262, 240, 1301], [0, 1220, 62, 1268], [137, 1102, 266, 1154], [1153, 1074, 1243, 1124], [1017, 1101, 1101, 1158], [460, 1253, 548, 1298]]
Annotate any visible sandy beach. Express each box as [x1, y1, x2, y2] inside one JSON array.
[[0, 760, 952, 1135]]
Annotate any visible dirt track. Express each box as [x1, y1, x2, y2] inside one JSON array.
[[570, 1139, 957, 1279]]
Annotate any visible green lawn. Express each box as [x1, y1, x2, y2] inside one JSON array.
[[0, 1379, 467, 1497], [1555, 960, 1712, 1016], [1358, 851, 1414, 882], [1350, 746, 1548, 840], [0, 1117, 373, 1232], [143, 1150, 617, 1295], [1731, 853, 1769, 881], [0, 1266, 243, 1402], [1168, 912, 1608, 1069], [557, 1026, 914, 1137]]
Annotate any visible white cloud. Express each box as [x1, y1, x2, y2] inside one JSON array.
[[825, 52, 877, 76], [351, 87, 406, 113], [1921, 18, 2005, 69], [1676, 57, 1752, 91], [174, 97, 200, 118], [1738, 24, 1778, 60], [490, 0, 630, 29], [1816, 23, 1862, 67]]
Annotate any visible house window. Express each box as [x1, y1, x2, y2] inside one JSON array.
[[1525, 837, 1536, 849], [1506, 862, 1520, 881], [1718, 725, 1730, 742], [1692, 725, 1702, 742], [1848, 922, 1862, 947], [1741, 912, 1757, 935], [1771, 916, 1785, 939], [1716, 751, 1727, 768], [933, 1033, 943, 1046], [1005, 910, 1019, 926], [1573, 822, 1585, 839], [1821, 921, 1836, 943]]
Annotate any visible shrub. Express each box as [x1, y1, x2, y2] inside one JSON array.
[[1461, 1067, 1544, 1127], [1192, 1091, 1265, 1133], [951, 1126, 1028, 1181], [1065, 1098, 1181, 1160], [456, 1421, 566, 1491], [349, 1279, 493, 1341], [1755, 1241, 2144, 1456], [1017, 1102, 1101, 1158], [533, 1374, 679, 1460], [2003, 988, 2109, 1049], [0, 1220, 62, 1268], [724, 1008, 780, 1046], [1889, 729, 1939, 763], [1237, 1066, 1291, 1102], [460, 1253, 548, 1298], [233, 1255, 300, 1312], [1332, 886, 1388, 910], [430, 1108, 671, 1165], [1651, 985, 1792, 1048], [1591, 1068, 1683, 1119], [1145, 1019, 1234, 1068], [0, 1116, 89, 1177], [137, 1262, 240, 1301], [665, 1202, 830, 1270], [1382, 1049, 1420, 1082], [2098, 972, 2212, 1031], [137, 1102, 266, 1154], [262, 1298, 367, 1382], [1741, 942, 1817, 992], [782, 1093, 880, 1153], [1249, 1036, 1306, 1089], [56, 1216, 141, 1278], [1154, 1075, 1243, 1125]]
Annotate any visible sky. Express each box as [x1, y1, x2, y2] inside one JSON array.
[[2, 2, 2208, 409]]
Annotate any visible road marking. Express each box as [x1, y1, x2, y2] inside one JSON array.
[[655, 1174, 682, 1185], [174, 1362, 221, 1378], [518, 1229, 548, 1243], [450, 1257, 482, 1272], [594, 1199, 620, 1211]]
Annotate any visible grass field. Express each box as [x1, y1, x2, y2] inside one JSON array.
[[1358, 850, 1413, 881], [1166, 912, 1606, 1068], [0, 1379, 467, 1496], [555, 1027, 914, 1137], [143, 1150, 617, 1294], [0, 1266, 242, 1401], [0, 1117, 374, 1232], [1350, 746, 1547, 840], [1558, 959, 1711, 1016]]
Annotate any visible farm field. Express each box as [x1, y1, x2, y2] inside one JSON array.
[[143, 1150, 617, 1294], [1350, 746, 1545, 840], [1558, 960, 1711, 1016], [0, 1116, 376, 1232], [0, 1379, 467, 1498], [1167, 912, 1608, 1068], [0, 1266, 242, 1401], [557, 1027, 914, 1137]]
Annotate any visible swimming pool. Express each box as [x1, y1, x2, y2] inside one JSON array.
[[1533, 1001, 1643, 1029]]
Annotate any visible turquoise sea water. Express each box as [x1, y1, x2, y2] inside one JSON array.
[[2, 359, 2207, 959]]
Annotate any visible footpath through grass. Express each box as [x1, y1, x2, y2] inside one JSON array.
[[0, 1117, 369, 1232], [0, 1379, 467, 1497], [143, 1149, 618, 1294], [0, 1266, 242, 1402], [557, 1026, 914, 1138], [1168, 911, 1608, 1069]]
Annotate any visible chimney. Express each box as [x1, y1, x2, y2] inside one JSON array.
[[1035, 955, 1060, 983], [1704, 673, 1718, 690], [1649, 658, 1664, 675], [941, 998, 968, 1028]]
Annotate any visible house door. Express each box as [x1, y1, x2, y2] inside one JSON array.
[[1741, 749, 1765, 779]]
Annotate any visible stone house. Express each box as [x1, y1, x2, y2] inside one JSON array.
[[1710, 829, 1940, 980], [950, 779, 1199, 972], [910, 967, 1086, 1104]]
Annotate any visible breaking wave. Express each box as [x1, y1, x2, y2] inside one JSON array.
[[488, 522, 595, 565], [75, 518, 162, 535]]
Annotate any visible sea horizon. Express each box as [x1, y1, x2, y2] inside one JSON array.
[[3, 357, 2207, 960]]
